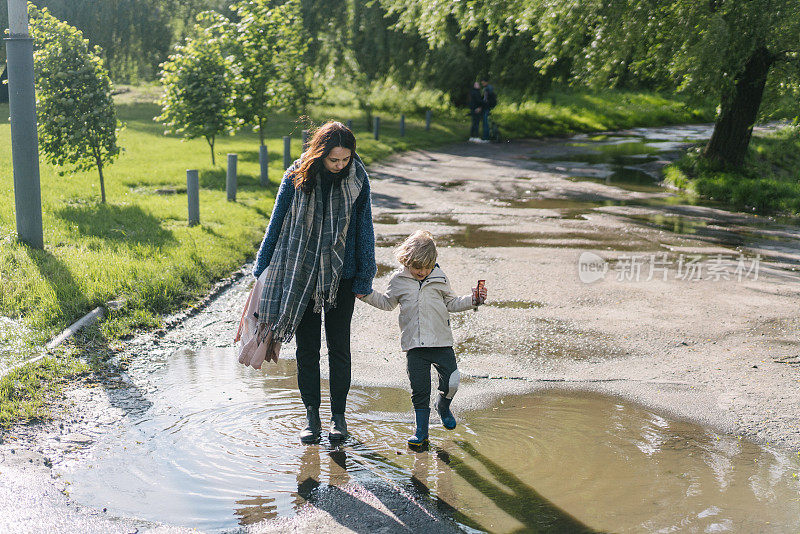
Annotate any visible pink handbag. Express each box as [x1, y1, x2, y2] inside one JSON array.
[[234, 271, 281, 369]]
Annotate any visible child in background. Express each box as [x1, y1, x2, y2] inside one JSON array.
[[359, 230, 487, 447]]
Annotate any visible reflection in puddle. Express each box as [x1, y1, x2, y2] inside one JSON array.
[[621, 213, 800, 269], [377, 222, 661, 252], [373, 213, 400, 225], [515, 123, 800, 267], [439, 180, 467, 189], [536, 141, 662, 165], [455, 318, 624, 361], [524, 124, 709, 194], [566, 167, 666, 193], [494, 193, 703, 211], [627, 213, 710, 235], [56, 350, 800, 533], [528, 135, 686, 193]]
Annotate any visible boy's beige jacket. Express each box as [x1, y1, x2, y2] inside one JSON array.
[[359, 265, 475, 351]]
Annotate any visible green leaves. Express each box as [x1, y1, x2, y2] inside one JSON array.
[[157, 1, 311, 149], [30, 6, 121, 203], [156, 12, 239, 164], [231, 0, 312, 138]]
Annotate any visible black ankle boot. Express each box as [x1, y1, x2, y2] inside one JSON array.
[[299, 406, 321, 444], [329, 413, 349, 441]]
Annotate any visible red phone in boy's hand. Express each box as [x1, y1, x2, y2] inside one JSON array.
[[474, 279, 486, 308]]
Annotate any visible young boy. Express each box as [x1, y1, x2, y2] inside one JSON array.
[[359, 230, 487, 447]]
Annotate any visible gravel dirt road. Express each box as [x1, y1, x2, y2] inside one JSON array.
[[2, 133, 799, 532]]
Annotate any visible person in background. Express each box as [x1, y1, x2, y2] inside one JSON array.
[[468, 81, 483, 142], [480, 78, 497, 142]]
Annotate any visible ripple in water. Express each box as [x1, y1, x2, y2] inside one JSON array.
[[57, 349, 800, 533]]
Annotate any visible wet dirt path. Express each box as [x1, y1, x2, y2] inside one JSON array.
[[2, 125, 800, 532], [358, 125, 800, 455]]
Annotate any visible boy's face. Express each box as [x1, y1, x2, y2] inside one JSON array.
[[409, 265, 434, 281]]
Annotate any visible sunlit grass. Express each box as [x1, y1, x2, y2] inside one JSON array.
[[0, 354, 90, 428], [493, 90, 715, 138], [664, 126, 800, 216]]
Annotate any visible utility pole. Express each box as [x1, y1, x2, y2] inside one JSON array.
[[6, 0, 43, 249]]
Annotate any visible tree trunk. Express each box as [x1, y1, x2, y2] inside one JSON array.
[[704, 46, 774, 168], [207, 136, 216, 166], [259, 117, 265, 146], [91, 142, 106, 203], [97, 158, 106, 203], [364, 108, 372, 130], [361, 100, 372, 130]]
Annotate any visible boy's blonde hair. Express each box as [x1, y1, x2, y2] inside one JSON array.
[[395, 230, 437, 269]]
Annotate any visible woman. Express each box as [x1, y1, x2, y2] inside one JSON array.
[[253, 121, 376, 444]]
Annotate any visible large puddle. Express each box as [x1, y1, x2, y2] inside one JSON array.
[[525, 125, 716, 194], [56, 349, 800, 532]]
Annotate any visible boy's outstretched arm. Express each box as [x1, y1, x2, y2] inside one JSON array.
[[358, 287, 399, 311], [443, 280, 480, 312]]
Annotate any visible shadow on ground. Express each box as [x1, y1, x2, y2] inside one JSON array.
[[55, 203, 176, 247]]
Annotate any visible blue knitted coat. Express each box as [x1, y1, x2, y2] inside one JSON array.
[[253, 156, 377, 296]]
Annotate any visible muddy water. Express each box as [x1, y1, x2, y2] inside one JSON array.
[[56, 349, 800, 532], [525, 125, 714, 194]]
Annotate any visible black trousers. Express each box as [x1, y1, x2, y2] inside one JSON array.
[[406, 346, 459, 410], [295, 278, 355, 414], [470, 111, 481, 138]]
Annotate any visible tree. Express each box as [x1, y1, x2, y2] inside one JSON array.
[[30, 6, 121, 203], [156, 13, 238, 165], [384, 0, 800, 167], [333, 0, 426, 126], [279, 1, 315, 116], [232, 0, 311, 144], [532, 0, 800, 167]]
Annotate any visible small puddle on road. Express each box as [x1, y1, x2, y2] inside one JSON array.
[[376, 221, 662, 252], [55, 349, 800, 533], [566, 167, 666, 193], [485, 300, 544, 309]]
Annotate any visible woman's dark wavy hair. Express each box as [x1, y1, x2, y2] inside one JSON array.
[[293, 121, 356, 194]]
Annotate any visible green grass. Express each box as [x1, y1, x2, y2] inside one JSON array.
[[664, 125, 800, 216], [0, 354, 90, 428], [493, 90, 715, 138]]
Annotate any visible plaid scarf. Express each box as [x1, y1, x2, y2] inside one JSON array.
[[257, 157, 365, 343]]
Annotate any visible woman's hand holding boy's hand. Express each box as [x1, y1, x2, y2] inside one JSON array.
[[472, 285, 488, 306]]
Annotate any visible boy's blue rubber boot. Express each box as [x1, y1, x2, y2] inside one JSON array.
[[408, 408, 430, 448], [436, 394, 457, 430]]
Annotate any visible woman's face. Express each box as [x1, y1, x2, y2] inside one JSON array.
[[323, 147, 352, 173]]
